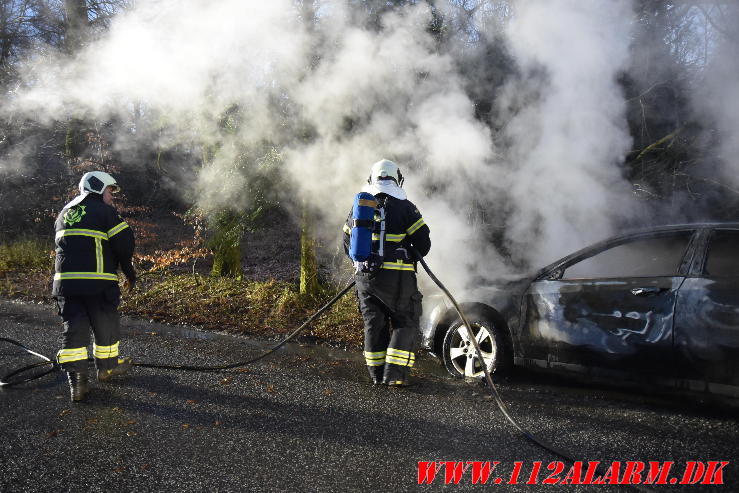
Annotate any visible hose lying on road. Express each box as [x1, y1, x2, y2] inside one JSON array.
[[0, 281, 355, 386], [0, 338, 57, 387]]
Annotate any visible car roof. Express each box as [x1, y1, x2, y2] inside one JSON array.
[[630, 222, 739, 232], [536, 222, 739, 276]]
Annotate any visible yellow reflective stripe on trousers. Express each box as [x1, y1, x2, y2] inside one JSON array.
[[386, 348, 416, 367], [54, 272, 118, 281], [407, 218, 425, 235], [372, 233, 406, 242], [57, 347, 89, 364], [95, 238, 103, 273], [107, 222, 129, 238], [364, 351, 386, 358], [381, 261, 415, 271], [93, 342, 119, 359], [342, 224, 352, 234], [364, 350, 386, 366], [386, 357, 415, 367], [56, 229, 108, 240], [387, 348, 412, 358]]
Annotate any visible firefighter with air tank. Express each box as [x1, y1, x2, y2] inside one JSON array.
[[343, 159, 431, 386], [53, 171, 136, 402]]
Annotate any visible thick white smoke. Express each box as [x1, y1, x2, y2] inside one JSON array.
[[284, 4, 502, 293], [495, 0, 636, 267], [3, 0, 707, 295]]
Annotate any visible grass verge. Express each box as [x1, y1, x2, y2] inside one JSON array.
[[0, 238, 53, 301], [123, 273, 363, 347]]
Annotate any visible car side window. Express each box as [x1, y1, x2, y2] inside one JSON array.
[[705, 230, 739, 277], [561, 232, 692, 279]]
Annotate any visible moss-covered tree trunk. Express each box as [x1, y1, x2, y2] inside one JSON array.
[[209, 210, 243, 279], [299, 204, 320, 296]]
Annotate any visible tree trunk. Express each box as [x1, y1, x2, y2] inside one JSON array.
[[297, 2, 321, 297], [299, 204, 320, 296], [0, 2, 10, 70], [209, 210, 243, 279], [64, 0, 88, 53]]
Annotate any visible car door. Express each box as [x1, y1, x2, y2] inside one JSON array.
[[674, 228, 739, 393], [519, 230, 696, 376]]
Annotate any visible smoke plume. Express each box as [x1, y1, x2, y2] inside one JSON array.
[[3, 0, 737, 295], [495, 0, 636, 268]]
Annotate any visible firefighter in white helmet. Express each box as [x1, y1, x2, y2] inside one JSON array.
[[343, 159, 431, 386], [53, 171, 136, 402]]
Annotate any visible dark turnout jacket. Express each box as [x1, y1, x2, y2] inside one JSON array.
[[52, 193, 135, 297]]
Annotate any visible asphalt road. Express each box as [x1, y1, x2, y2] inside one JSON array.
[[1, 299, 737, 492]]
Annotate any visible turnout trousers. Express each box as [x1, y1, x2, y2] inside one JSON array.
[[55, 285, 122, 372], [355, 269, 423, 384]]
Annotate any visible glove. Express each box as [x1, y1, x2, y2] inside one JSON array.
[[407, 246, 423, 262]]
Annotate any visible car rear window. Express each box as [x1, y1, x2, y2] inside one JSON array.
[[562, 232, 692, 279], [705, 230, 739, 277]]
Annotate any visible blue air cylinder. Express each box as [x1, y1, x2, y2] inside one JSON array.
[[349, 192, 377, 262]]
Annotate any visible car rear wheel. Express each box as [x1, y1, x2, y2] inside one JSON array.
[[442, 317, 506, 379]]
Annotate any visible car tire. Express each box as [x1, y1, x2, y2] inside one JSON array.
[[441, 316, 508, 379]]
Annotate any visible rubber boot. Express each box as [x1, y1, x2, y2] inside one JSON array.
[[67, 371, 89, 402], [367, 365, 385, 385], [382, 364, 409, 387], [97, 357, 134, 382]]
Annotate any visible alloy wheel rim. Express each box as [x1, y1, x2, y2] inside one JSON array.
[[449, 324, 496, 378]]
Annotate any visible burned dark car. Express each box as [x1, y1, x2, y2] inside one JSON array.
[[420, 223, 739, 398]]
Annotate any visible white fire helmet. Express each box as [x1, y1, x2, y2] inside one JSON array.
[[363, 159, 407, 200], [79, 171, 120, 195], [64, 171, 120, 209]]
